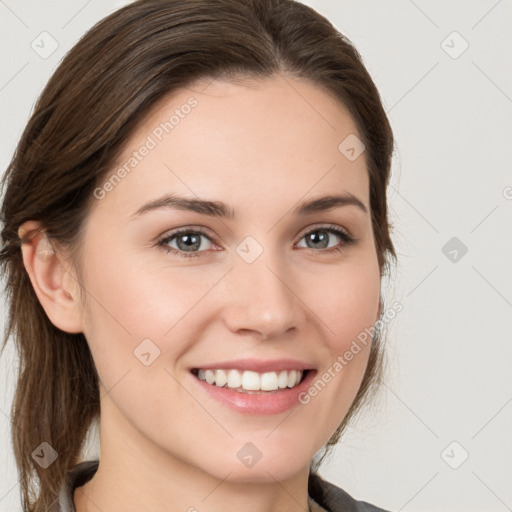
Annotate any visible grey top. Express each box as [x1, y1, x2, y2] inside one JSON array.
[[50, 459, 391, 512]]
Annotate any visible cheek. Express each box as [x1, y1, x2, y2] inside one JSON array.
[[75, 237, 382, 479], [331, 276, 380, 349], [78, 245, 223, 402], [296, 256, 380, 428], [80, 248, 191, 343], [303, 255, 381, 352]]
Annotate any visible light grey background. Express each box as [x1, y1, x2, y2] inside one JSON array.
[[1, 1, 511, 511]]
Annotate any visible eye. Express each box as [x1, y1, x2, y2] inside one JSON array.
[[156, 224, 357, 259], [296, 225, 356, 254], [157, 228, 216, 258]]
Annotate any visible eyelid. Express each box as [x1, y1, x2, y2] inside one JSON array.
[[156, 222, 358, 262], [158, 225, 218, 242], [157, 223, 355, 248], [155, 225, 221, 255], [295, 222, 355, 241]]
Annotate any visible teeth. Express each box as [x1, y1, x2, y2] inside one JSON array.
[[196, 369, 304, 391], [214, 369, 227, 387], [205, 370, 215, 385], [227, 369, 242, 389], [278, 370, 289, 389], [261, 371, 278, 391], [287, 370, 298, 388], [242, 371, 260, 391]]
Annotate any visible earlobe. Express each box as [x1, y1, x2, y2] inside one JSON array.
[[18, 221, 84, 334]]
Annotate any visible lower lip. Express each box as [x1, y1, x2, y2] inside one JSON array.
[[190, 370, 317, 415]]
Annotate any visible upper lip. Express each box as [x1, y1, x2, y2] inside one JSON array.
[[190, 358, 315, 373]]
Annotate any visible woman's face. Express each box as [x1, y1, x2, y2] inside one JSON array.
[[74, 75, 381, 482]]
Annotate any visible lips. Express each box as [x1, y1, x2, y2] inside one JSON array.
[[187, 358, 316, 414], [189, 362, 318, 415]]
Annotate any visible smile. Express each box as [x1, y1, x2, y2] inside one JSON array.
[[192, 368, 306, 393]]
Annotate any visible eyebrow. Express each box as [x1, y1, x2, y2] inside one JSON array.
[[131, 192, 368, 219]]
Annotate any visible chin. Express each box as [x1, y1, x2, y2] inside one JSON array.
[[195, 445, 312, 484]]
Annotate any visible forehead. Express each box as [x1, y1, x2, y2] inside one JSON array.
[[92, 74, 369, 221]]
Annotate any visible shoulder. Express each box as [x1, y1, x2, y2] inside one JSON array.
[[308, 471, 392, 512]]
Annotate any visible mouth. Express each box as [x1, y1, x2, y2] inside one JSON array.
[[188, 358, 317, 414], [190, 368, 311, 394]]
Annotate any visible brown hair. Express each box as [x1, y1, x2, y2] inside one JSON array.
[[0, 0, 396, 510]]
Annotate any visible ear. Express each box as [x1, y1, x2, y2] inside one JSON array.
[[18, 220, 84, 334]]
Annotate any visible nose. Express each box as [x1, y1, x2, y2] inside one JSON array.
[[220, 248, 306, 340]]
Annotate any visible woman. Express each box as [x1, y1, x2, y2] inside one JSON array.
[[0, 0, 397, 511]]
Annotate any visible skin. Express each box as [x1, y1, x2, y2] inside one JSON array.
[[19, 74, 381, 512]]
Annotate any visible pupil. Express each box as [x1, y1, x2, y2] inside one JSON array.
[[178, 234, 200, 251], [309, 231, 328, 249]]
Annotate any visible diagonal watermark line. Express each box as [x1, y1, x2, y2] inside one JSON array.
[[266, 164, 337, 234], [469, 204, 499, 233], [471, 0, 503, 30], [265, 266, 336, 335], [18, 234, 132, 336], [266, 470, 309, 512], [48, 498, 59, 511], [74, 484, 106, 512], [472, 471, 512, 511], [391, 185, 439, 233], [79, 287, 132, 336], [100, 369, 131, 399], [386, 61, 439, 114], [0, 407, 11, 424], [0, 62, 29, 92], [265, 409, 295, 438], [398, 472, 439, 511], [387, 62, 439, 114], [56, 256, 133, 336], [200, 471, 233, 502], [0, 405, 22, 436], [0, 0, 29, 28], [408, 0, 439, 28], [163, 267, 233, 337], [471, 265, 512, 308], [61, 0, 92, 29], [279, 74, 336, 130], [163, 163, 234, 236], [0, 478, 20, 504], [164, 367, 234, 438], [196, 78, 215, 94], [471, 397, 512, 439], [164, 163, 194, 191], [406, 266, 438, 297], [384, 382, 439, 438], [472, 61, 512, 105]]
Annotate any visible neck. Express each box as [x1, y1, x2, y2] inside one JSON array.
[[74, 404, 312, 512]]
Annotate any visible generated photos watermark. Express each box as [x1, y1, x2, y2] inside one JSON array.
[[93, 96, 198, 200], [298, 301, 403, 405]]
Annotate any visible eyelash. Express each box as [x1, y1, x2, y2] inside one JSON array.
[[156, 224, 357, 259]]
